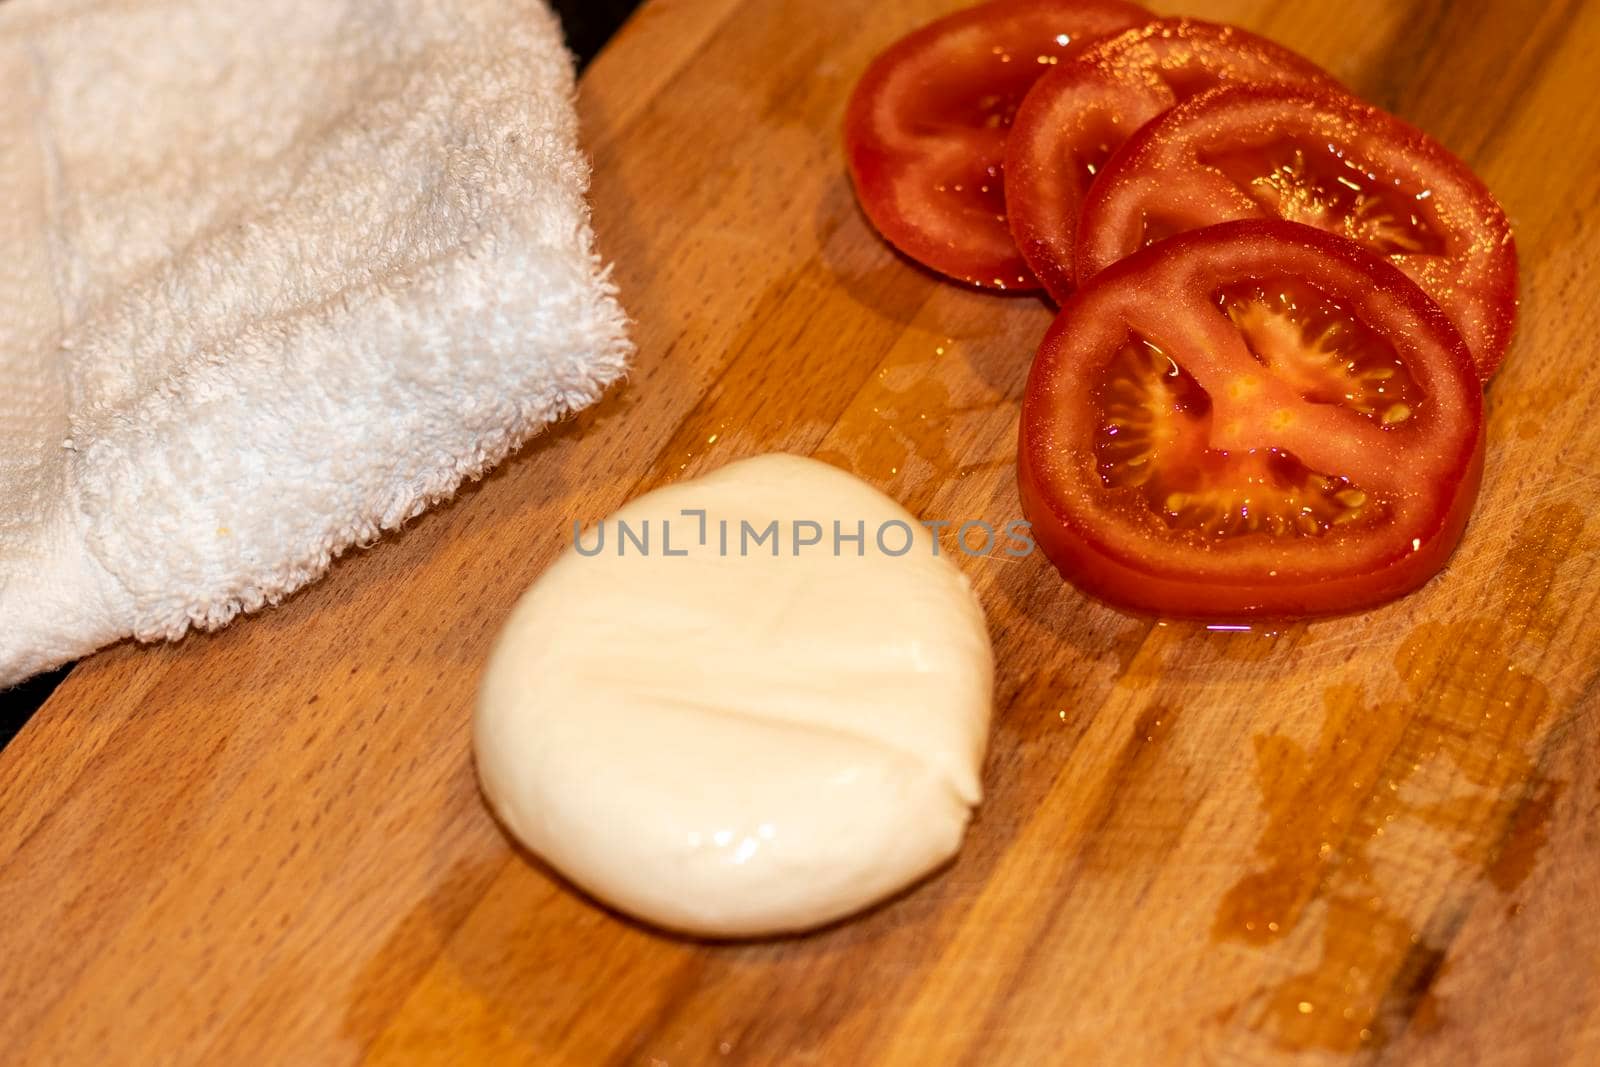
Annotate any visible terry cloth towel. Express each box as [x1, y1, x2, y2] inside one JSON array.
[[0, 0, 632, 686]]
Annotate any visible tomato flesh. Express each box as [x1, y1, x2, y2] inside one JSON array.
[[1019, 220, 1484, 619], [1094, 339, 1386, 539], [1205, 145, 1445, 257], [1004, 18, 1342, 302], [843, 0, 1150, 290], [1077, 85, 1518, 378]]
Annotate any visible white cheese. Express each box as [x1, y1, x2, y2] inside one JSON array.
[[475, 453, 993, 937]]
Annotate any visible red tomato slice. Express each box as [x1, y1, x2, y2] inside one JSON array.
[[1018, 219, 1485, 619], [1077, 86, 1518, 380], [1005, 18, 1343, 302], [844, 0, 1150, 291]]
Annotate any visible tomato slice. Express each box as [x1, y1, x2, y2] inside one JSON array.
[[844, 0, 1150, 291], [1018, 219, 1484, 619], [1076, 85, 1518, 380], [1005, 18, 1342, 302]]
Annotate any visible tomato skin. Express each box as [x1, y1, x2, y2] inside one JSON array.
[[1076, 85, 1518, 379], [843, 0, 1150, 291], [1018, 438, 1484, 618], [1018, 220, 1485, 620], [1005, 18, 1342, 303]]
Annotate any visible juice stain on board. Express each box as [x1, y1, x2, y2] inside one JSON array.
[[1212, 502, 1586, 1052], [813, 339, 1014, 493]]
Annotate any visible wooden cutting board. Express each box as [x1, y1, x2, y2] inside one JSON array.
[[3, 0, 1598, 1062]]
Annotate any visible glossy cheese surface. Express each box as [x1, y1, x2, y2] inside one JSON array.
[[474, 453, 994, 937]]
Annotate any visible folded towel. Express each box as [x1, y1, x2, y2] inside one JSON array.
[[0, 0, 631, 686]]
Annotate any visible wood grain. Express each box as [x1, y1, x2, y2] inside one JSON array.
[[4, 0, 1599, 1063]]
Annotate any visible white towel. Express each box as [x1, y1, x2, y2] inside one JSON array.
[[0, 0, 632, 686]]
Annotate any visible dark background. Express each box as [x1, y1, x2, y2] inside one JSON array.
[[556, 0, 641, 74], [0, 0, 645, 752]]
